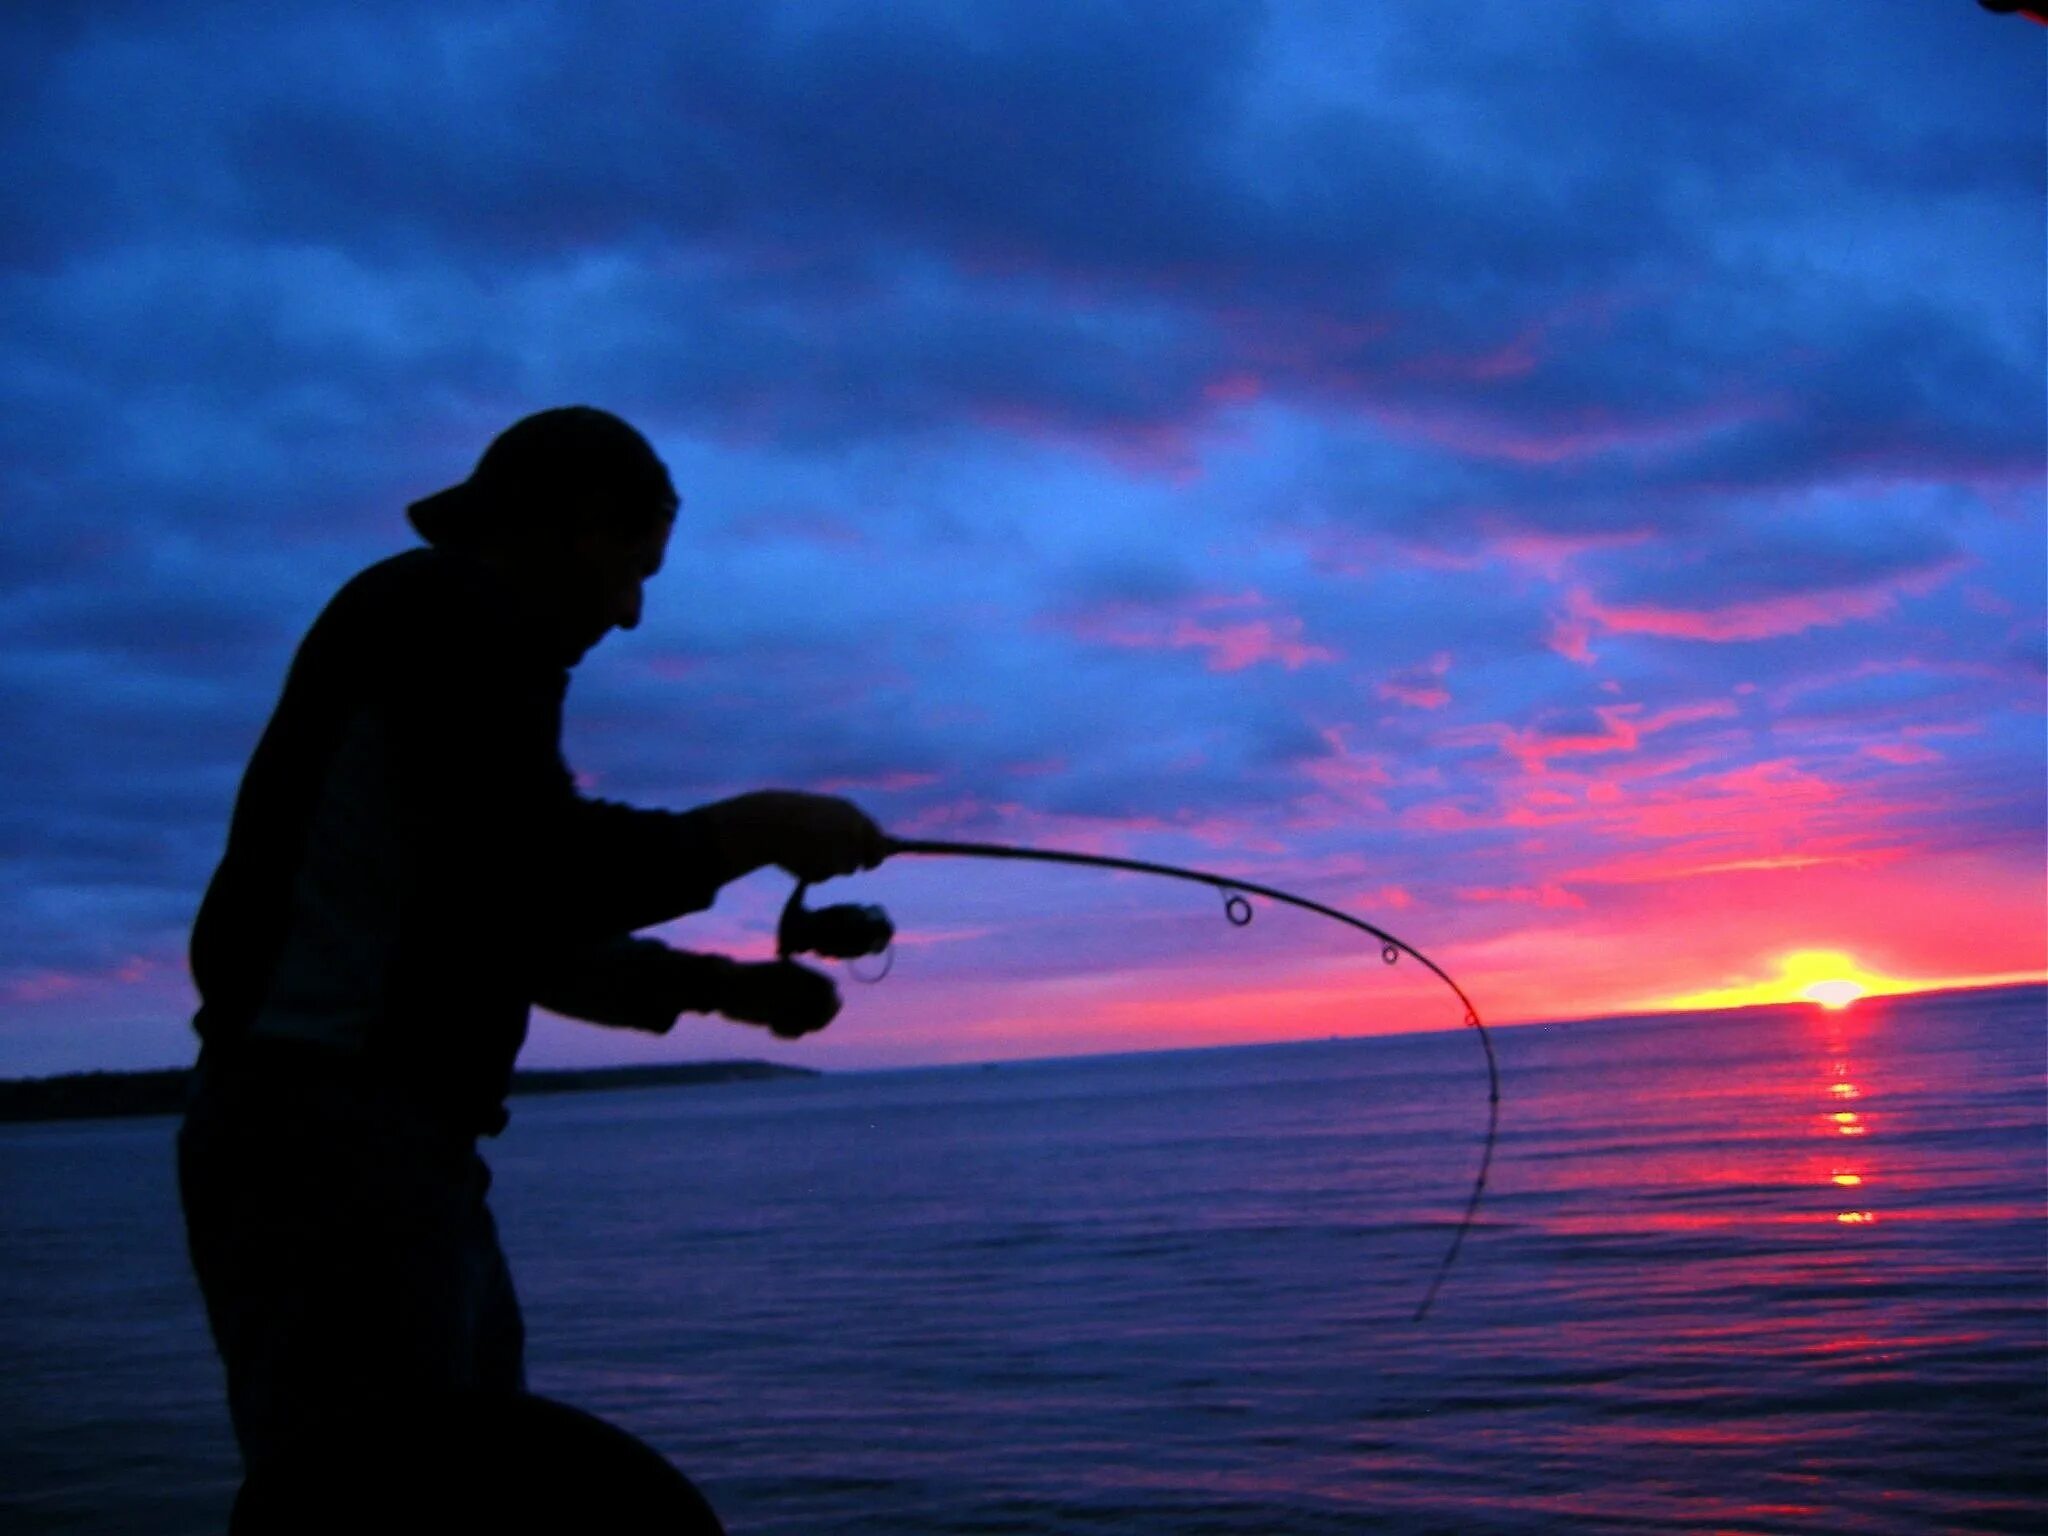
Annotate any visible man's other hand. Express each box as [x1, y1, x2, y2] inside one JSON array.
[[711, 790, 887, 883], [720, 959, 841, 1039]]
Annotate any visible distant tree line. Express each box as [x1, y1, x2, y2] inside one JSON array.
[[0, 1061, 817, 1123]]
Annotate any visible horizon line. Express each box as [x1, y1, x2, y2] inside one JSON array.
[[12, 975, 2041, 1087]]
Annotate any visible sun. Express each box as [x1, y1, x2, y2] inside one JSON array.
[[1782, 950, 1872, 1010], [1801, 977, 1866, 1010]]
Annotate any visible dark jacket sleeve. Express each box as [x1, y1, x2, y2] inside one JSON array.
[[532, 938, 740, 1032]]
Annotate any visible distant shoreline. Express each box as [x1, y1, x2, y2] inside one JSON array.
[[0, 1060, 819, 1125], [6, 980, 2039, 1124]]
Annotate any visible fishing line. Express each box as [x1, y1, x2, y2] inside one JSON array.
[[860, 836, 1501, 1323]]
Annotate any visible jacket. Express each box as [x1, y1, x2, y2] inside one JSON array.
[[189, 545, 744, 1135]]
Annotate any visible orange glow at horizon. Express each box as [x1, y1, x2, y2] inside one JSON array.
[[1654, 949, 1898, 1013]]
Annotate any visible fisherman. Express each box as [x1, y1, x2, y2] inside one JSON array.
[[177, 405, 884, 1530]]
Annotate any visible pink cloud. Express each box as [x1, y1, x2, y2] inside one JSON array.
[[1491, 527, 1652, 581], [814, 769, 943, 793], [639, 654, 701, 681], [1384, 684, 1449, 712], [1404, 737, 1924, 901], [1301, 726, 1394, 789], [1061, 590, 1336, 673], [970, 400, 1206, 483], [886, 797, 1279, 859], [1590, 588, 1900, 642], [1377, 651, 1452, 710], [1369, 396, 1777, 467], [1768, 658, 2006, 715], [1172, 615, 1332, 672], [889, 923, 1000, 950], [1212, 306, 1394, 372], [1003, 756, 1069, 779], [1862, 741, 1942, 765], [1452, 699, 1739, 775], [1288, 725, 1399, 826], [1403, 330, 1540, 383], [1963, 585, 2016, 618], [1399, 288, 1650, 389], [1, 954, 162, 1005], [1548, 609, 1598, 664], [1561, 846, 1888, 887], [3, 970, 84, 1004], [1567, 560, 1961, 646], [890, 793, 1030, 841], [1201, 371, 1263, 405], [1615, 758, 1843, 840], [1457, 882, 1587, 909]]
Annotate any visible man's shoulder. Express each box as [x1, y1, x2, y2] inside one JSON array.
[[329, 546, 470, 613], [278, 549, 470, 687], [311, 547, 503, 646], [307, 546, 561, 690]]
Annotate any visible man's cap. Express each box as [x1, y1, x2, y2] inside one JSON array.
[[407, 406, 678, 547]]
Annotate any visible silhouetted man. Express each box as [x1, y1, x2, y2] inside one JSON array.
[[178, 406, 883, 1531]]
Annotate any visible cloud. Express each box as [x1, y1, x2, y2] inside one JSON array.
[[1051, 590, 1337, 674], [1377, 652, 1452, 710], [1456, 883, 1586, 910], [0, 0, 2040, 1069], [1449, 700, 1741, 776], [1577, 583, 1908, 644]]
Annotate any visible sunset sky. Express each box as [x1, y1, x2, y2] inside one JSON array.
[[1, 2, 2042, 1076]]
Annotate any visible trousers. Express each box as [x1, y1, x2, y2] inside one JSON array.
[[177, 1041, 527, 1478], [179, 1041, 729, 1533]]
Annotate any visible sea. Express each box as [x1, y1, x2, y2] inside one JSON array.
[[3, 983, 2043, 1534]]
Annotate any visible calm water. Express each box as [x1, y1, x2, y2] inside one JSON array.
[[3, 985, 2043, 1533]]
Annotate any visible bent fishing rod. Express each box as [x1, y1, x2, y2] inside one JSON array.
[[779, 834, 1500, 1323]]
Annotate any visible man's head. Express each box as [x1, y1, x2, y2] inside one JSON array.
[[408, 406, 678, 665]]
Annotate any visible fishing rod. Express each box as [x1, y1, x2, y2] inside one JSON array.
[[778, 835, 1500, 1323]]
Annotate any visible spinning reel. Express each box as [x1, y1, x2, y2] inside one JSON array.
[[777, 882, 895, 979]]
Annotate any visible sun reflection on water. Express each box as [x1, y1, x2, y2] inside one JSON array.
[[1819, 1019, 1874, 1225]]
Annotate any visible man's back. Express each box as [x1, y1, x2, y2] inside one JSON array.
[[190, 545, 722, 1134]]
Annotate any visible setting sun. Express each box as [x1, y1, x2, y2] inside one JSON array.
[[1781, 950, 1872, 1010], [1803, 978, 1867, 1010], [1655, 949, 1895, 1013], [1779, 951, 1878, 1010]]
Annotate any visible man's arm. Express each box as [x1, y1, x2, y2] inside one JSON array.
[[562, 788, 888, 939], [533, 937, 842, 1040], [532, 936, 740, 1033], [378, 558, 884, 971]]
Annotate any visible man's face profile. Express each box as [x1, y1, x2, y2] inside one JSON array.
[[549, 506, 674, 666]]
